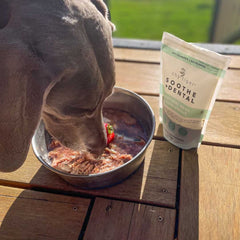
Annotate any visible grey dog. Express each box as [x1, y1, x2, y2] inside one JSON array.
[[0, 0, 115, 171]]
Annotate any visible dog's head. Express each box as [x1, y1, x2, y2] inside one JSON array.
[[0, 0, 115, 172], [41, 0, 116, 155]]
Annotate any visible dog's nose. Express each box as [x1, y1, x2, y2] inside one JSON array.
[[86, 137, 107, 156], [82, 116, 107, 156]]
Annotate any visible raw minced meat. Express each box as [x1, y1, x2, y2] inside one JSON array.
[[49, 139, 133, 175], [48, 109, 146, 175]]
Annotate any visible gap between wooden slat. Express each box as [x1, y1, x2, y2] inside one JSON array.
[[78, 198, 95, 240], [153, 136, 240, 149], [201, 141, 240, 149], [0, 177, 178, 210], [115, 58, 160, 65], [174, 149, 183, 239], [215, 99, 240, 104], [0, 179, 97, 200], [135, 91, 240, 104]]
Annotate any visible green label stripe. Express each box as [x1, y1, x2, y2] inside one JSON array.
[[160, 107, 163, 118], [163, 92, 210, 119], [162, 44, 226, 78], [160, 83, 164, 95]]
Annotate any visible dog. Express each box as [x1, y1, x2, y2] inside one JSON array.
[[0, 0, 115, 172]]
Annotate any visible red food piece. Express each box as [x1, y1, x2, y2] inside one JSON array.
[[104, 123, 115, 144]]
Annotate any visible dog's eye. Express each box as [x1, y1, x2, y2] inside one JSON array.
[[62, 106, 92, 117], [62, 93, 103, 117]]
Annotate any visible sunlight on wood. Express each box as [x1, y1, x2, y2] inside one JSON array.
[[0, 187, 20, 227], [0, 146, 42, 185]]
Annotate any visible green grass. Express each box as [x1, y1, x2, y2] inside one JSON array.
[[109, 0, 215, 42]]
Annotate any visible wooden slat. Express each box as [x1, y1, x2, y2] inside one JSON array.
[[0, 140, 179, 208], [115, 61, 240, 102], [228, 55, 240, 69], [114, 48, 160, 63], [178, 145, 240, 240], [142, 95, 240, 147], [114, 48, 240, 69], [84, 198, 176, 240], [115, 61, 160, 95], [217, 69, 240, 101], [0, 185, 90, 240], [203, 101, 240, 146], [128, 203, 175, 240]]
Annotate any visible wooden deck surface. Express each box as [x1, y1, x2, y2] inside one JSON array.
[[179, 146, 240, 240], [0, 44, 240, 240], [84, 198, 176, 240], [0, 186, 90, 239]]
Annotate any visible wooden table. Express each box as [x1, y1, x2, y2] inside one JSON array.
[[0, 39, 240, 240]]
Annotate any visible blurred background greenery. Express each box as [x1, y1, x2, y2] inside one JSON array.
[[107, 0, 240, 44]]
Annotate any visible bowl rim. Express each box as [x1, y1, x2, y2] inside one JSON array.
[[32, 86, 156, 178]]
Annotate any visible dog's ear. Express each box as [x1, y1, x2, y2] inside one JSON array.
[[90, 0, 116, 31]]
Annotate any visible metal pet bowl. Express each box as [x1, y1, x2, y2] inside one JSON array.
[[32, 87, 155, 189]]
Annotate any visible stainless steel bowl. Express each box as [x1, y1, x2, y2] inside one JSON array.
[[32, 87, 155, 189]]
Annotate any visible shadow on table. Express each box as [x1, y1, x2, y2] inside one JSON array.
[[141, 123, 200, 239], [177, 148, 199, 240]]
